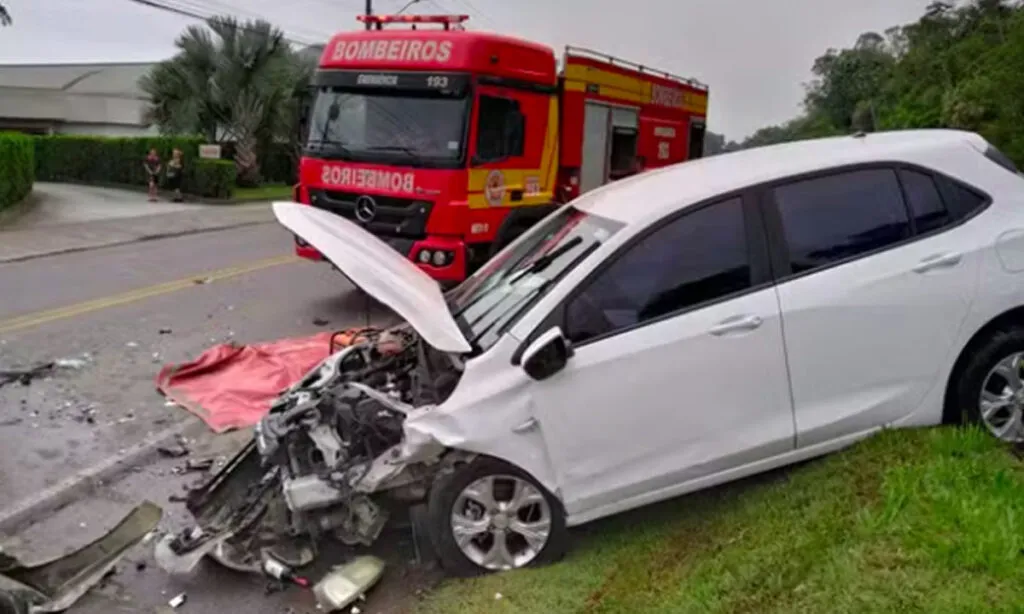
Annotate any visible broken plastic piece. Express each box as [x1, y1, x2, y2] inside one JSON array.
[[168, 592, 187, 608], [312, 556, 385, 612], [0, 501, 162, 613]]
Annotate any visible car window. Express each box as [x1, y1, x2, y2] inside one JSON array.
[[564, 197, 751, 344], [773, 169, 911, 275], [899, 169, 951, 234], [939, 177, 988, 221]]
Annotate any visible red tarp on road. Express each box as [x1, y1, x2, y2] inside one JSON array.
[[156, 329, 372, 433]]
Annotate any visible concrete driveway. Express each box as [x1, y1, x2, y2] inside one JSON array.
[[12, 183, 206, 229]]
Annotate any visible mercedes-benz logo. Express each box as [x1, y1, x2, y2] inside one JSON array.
[[354, 195, 377, 223]]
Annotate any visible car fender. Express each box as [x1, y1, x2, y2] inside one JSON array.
[[402, 397, 559, 496]]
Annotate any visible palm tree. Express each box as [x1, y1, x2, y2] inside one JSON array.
[[139, 16, 308, 184], [0, 3, 12, 26]]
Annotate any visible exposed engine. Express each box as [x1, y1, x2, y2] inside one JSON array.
[[156, 326, 462, 573]]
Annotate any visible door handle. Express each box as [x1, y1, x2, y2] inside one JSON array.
[[913, 252, 962, 273], [709, 314, 763, 336], [513, 417, 539, 434]]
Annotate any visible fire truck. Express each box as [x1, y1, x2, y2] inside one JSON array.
[[293, 13, 709, 284]]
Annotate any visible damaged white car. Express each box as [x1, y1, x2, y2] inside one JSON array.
[[158, 130, 1024, 577]]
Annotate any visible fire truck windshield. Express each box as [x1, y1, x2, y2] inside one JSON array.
[[306, 87, 468, 167]]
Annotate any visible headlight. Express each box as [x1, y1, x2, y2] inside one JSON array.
[[432, 251, 448, 266], [418, 249, 432, 263]]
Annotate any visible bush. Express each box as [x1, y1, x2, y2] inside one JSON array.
[[33, 135, 231, 199], [0, 132, 34, 210], [192, 159, 236, 199]]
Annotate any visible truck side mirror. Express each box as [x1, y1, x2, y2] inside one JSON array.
[[522, 327, 573, 381]]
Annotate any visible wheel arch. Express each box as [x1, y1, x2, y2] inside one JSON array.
[[943, 304, 1024, 422]]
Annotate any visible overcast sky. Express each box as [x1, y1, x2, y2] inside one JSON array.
[[0, 0, 933, 138]]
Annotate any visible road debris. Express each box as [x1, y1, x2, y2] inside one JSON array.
[[171, 458, 214, 475], [159, 328, 173, 335], [0, 417, 23, 427], [0, 502, 161, 613], [168, 592, 187, 608], [0, 356, 91, 389], [157, 444, 189, 459], [312, 317, 330, 327], [312, 556, 385, 612], [193, 277, 212, 285]]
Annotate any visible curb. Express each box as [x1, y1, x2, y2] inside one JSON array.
[[0, 416, 207, 535], [0, 219, 273, 265]]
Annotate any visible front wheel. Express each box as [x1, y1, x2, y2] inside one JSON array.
[[948, 326, 1024, 442], [426, 457, 568, 576]]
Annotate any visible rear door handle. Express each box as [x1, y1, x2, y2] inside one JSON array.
[[913, 252, 962, 273], [513, 417, 539, 434], [709, 314, 763, 336]]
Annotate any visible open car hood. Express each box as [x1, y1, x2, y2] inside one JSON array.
[[273, 202, 472, 354]]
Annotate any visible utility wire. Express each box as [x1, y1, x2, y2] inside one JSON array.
[[126, 0, 322, 46], [184, 0, 336, 43]]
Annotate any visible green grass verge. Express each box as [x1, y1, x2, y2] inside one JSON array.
[[232, 184, 292, 202], [416, 427, 1024, 614]]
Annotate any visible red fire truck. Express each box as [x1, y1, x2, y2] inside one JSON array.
[[293, 13, 709, 284]]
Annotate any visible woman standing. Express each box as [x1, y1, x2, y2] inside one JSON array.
[[144, 148, 161, 202], [166, 149, 184, 202]]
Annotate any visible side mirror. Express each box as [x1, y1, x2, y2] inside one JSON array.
[[522, 327, 573, 381]]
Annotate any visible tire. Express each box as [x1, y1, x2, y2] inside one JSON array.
[[947, 326, 1024, 442], [426, 457, 568, 577]]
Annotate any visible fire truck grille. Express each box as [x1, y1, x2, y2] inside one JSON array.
[[307, 189, 433, 238]]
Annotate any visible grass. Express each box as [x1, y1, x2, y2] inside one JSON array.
[[416, 427, 1024, 614], [231, 183, 292, 202]]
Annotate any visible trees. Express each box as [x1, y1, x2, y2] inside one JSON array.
[[737, 0, 1024, 165], [0, 3, 11, 26], [139, 16, 313, 185]]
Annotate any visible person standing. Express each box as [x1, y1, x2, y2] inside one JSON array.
[[166, 148, 184, 202], [144, 148, 162, 202]]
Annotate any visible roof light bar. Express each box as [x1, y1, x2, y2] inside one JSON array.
[[356, 14, 469, 25]]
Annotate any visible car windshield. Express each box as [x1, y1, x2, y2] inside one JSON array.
[[306, 87, 469, 165], [446, 207, 625, 352]]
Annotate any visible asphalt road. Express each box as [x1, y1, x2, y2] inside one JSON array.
[[0, 222, 429, 613]]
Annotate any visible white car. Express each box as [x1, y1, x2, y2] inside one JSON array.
[[160, 130, 1024, 579]]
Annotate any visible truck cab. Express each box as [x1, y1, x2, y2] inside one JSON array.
[[295, 14, 560, 283]]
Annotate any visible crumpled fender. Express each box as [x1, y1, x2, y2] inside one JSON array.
[[400, 374, 559, 497]]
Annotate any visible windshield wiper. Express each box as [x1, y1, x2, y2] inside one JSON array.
[[365, 145, 418, 154], [307, 139, 353, 157], [509, 236, 584, 282]]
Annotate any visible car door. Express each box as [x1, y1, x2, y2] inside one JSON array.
[[525, 195, 796, 518], [764, 166, 982, 448]]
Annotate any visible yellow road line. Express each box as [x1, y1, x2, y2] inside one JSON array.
[[0, 254, 301, 335]]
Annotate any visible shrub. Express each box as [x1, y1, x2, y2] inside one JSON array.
[[0, 132, 34, 210], [192, 159, 236, 199]]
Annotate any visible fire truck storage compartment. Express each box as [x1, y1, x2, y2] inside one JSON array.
[[580, 102, 639, 194], [688, 117, 707, 160]]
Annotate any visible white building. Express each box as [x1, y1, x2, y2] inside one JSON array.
[[0, 61, 159, 136]]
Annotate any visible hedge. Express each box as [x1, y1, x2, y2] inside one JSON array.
[[0, 132, 34, 210], [33, 135, 234, 199]]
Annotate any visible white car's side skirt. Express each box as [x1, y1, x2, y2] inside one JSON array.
[[564, 426, 884, 527]]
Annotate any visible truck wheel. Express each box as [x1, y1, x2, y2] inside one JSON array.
[[426, 457, 568, 577]]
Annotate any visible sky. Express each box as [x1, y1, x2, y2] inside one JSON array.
[[0, 0, 934, 139]]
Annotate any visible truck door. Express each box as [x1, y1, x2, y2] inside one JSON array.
[[580, 102, 610, 194]]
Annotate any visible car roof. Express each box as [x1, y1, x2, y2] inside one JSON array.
[[575, 129, 988, 224]]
